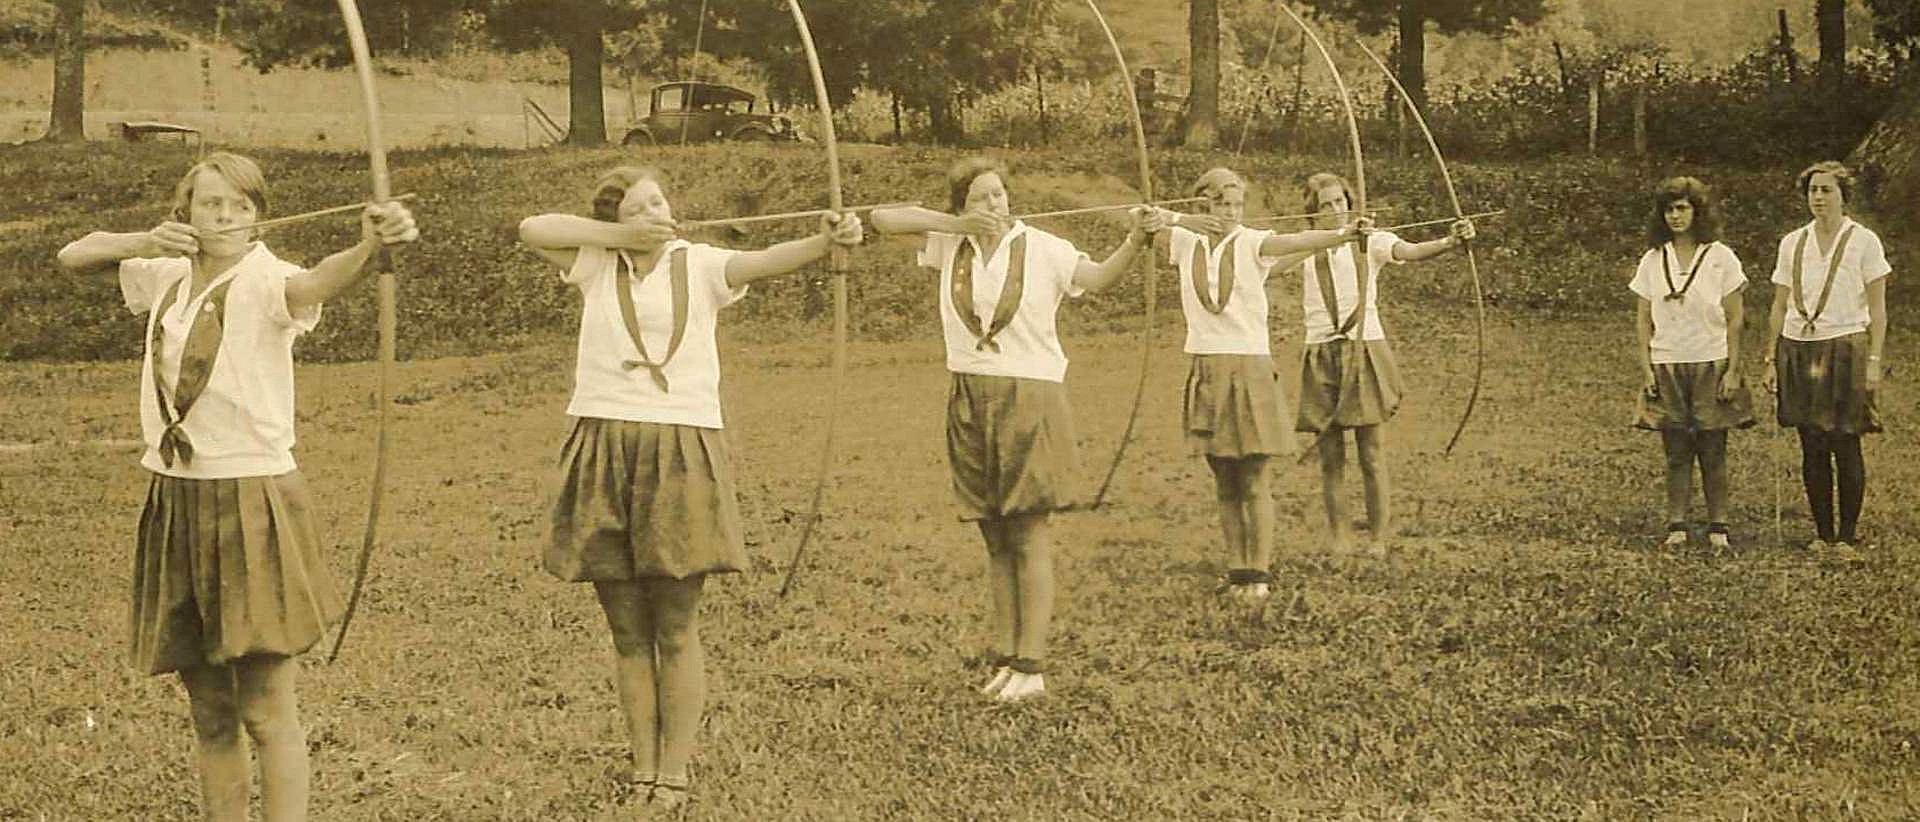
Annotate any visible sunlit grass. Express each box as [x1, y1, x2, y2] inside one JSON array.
[[4, 304, 1917, 818]]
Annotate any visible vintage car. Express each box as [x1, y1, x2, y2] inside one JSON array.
[[621, 81, 799, 145]]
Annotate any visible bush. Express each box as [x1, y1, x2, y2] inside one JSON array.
[[0, 140, 1888, 363]]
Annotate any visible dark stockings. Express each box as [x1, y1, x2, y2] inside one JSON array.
[[1798, 427, 1865, 542]]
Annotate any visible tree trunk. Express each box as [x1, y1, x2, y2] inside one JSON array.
[[1183, 0, 1219, 149], [1587, 71, 1600, 155], [1396, 0, 1427, 112], [1632, 84, 1647, 156], [1285, 32, 1306, 150], [1552, 40, 1571, 99], [45, 0, 85, 143], [1778, 10, 1800, 84], [1817, 0, 1845, 95], [563, 16, 607, 146], [929, 93, 963, 145], [1387, 38, 1406, 158], [1849, 69, 1920, 222], [891, 91, 902, 142], [1036, 67, 1049, 147]]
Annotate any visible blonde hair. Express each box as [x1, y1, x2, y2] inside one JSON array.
[[1300, 172, 1351, 213], [1190, 167, 1246, 199], [168, 152, 269, 222]]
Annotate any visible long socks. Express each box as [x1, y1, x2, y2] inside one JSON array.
[[1799, 427, 1866, 542]]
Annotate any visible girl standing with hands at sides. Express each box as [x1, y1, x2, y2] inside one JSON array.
[[1157, 168, 1365, 600], [869, 158, 1171, 702], [1760, 161, 1890, 559], [1283, 172, 1475, 555], [519, 165, 862, 811], [1629, 176, 1754, 550], [55, 151, 419, 822]]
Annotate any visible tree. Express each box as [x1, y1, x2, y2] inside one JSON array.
[[1849, 73, 1920, 224], [485, 1, 647, 145], [0, 1, 196, 142], [1300, 0, 1549, 110], [1185, 0, 1219, 149], [1865, 0, 1919, 67], [225, 0, 471, 71], [44, 0, 84, 142], [1817, 0, 1845, 95], [1851, 0, 1920, 224], [227, 0, 644, 147]]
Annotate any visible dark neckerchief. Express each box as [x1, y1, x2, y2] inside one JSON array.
[[1313, 237, 1371, 339], [949, 232, 1027, 353], [1190, 228, 1239, 314], [1661, 241, 1711, 302], [1789, 222, 1857, 336], [146, 266, 239, 469], [614, 247, 690, 392]]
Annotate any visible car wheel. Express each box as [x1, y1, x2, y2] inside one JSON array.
[[622, 130, 656, 146]]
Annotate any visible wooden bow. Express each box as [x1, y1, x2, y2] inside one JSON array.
[[776, 0, 850, 597], [1352, 38, 1488, 455], [328, 0, 397, 662], [1083, 0, 1160, 510]]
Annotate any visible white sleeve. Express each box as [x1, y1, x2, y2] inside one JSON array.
[[264, 264, 323, 333], [691, 243, 748, 307], [1715, 244, 1748, 298], [1859, 230, 1892, 282], [564, 245, 612, 287], [1167, 226, 1196, 267], [117, 258, 178, 314], [1770, 232, 1799, 287], [1250, 229, 1282, 271], [1627, 249, 1659, 301], [1046, 233, 1091, 299], [918, 232, 959, 271], [1369, 231, 1405, 267]]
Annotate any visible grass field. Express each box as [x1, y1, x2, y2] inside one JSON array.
[[4, 285, 1919, 817]]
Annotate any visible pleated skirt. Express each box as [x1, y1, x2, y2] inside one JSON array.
[[548, 416, 747, 581], [1296, 338, 1404, 432], [1775, 333, 1881, 434], [946, 373, 1080, 521], [1183, 354, 1296, 459], [130, 470, 342, 675]]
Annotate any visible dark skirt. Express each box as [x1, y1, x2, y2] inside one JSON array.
[[1296, 338, 1404, 432], [1632, 359, 1757, 432], [548, 417, 747, 581], [946, 373, 1080, 520], [1183, 354, 1296, 459], [130, 471, 342, 675], [1775, 334, 1881, 434]]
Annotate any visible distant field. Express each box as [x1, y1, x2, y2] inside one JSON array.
[[3, 297, 1918, 817]]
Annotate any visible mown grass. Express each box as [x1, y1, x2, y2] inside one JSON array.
[[3, 294, 1917, 817]]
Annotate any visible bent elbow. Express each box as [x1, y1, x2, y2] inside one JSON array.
[[55, 240, 94, 273]]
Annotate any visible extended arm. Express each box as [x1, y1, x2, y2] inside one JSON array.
[[724, 213, 864, 288], [284, 202, 418, 313]]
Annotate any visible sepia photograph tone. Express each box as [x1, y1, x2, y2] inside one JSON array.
[[1, 0, 1916, 818]]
